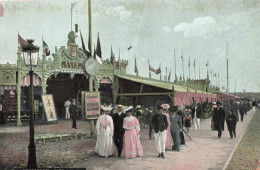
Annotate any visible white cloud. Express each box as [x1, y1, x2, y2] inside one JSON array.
[[162, 26, 171, 33], [106, 6, 132, 22], [174, 16, 230, 39]]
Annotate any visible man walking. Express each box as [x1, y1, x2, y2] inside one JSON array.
[[64, 99, 71, 119], [151, 106, 168, 158], [69, 99, 78, 129], [191, 101, 202, 130], [112, 104, 126, 157], [213, 101, 225, 138]]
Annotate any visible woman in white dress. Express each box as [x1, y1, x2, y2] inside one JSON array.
[[95, 105, 114, 158]]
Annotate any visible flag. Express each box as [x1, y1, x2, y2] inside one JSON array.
[[168, 69, 171, 81], [80, 30, 91, 58], [135, 56, 138, 74], [18, 34, 28, 49], [155, 64, 161, 75], [0, 2, 4, 17], [188, 56, 190, 66], [128, 45, 132, 50], [148, 59, 156, 73], [193, 59, 195, 67], [43, 40, 50, 56], [95, 54, 103, 64], [206, 60, 209, 66]]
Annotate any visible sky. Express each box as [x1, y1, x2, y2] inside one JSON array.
[[0, 0, 260, 92]]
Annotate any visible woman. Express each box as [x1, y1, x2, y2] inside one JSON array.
[[161, 104, 174, 149], [211, 102, 217, 130], [123, 106, 144, 159], [95, 105, 114, 158]]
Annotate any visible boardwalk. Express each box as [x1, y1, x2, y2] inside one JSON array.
[[73, 109, 256, 170]]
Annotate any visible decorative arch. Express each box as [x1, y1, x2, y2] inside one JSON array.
[[21, 73, 42, 86], [99, 77, 112, 84]]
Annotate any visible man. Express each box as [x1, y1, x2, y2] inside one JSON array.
[[169, 106, 182, 151], [112, 104, 126, 157], [239, 101, 246, 122], [146, 107, 154, 140], [226, 110, 237, 139], [191, 101, 202, 130], [95, 105, 114, 158], [69, 99, 78, 129], [151, 106, 168, 158], [213, 101, 225, 138], [64, 99, 71, 119]]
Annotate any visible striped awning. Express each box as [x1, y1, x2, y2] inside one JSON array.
[[0, 85, 17, 90], [21, 73, 42, 86], [100, 77, 112, 84]]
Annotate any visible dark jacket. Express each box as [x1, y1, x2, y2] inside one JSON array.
[[191, 106, 202, 119], [226, 114, 237, 131], [69, 104, 78, 119], [213, 107, 225, 130], [113, 112, 126, 135], [151, 113, 168, 133]]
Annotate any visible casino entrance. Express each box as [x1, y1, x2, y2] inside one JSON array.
[[46, 73, 89, 118]]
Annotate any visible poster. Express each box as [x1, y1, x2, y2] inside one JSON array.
[[85, 91, 100, 119], [41, 94, 57, 122]]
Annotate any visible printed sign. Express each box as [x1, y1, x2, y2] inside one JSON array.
[[41, 94, 57, 122], [85, 91, 100, 119]]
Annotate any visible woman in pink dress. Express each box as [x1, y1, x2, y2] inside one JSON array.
[[123, 106, 144, 159], [161, 104, 174, 149]]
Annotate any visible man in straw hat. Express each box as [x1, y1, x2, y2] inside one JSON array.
[[95, 105, 114, 158], [191, 101, 202, 130], [151, 105, 168, 158], [112, 104, 126, 157]]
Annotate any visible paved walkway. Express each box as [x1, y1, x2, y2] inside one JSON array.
[[73, 109, 256, 170]]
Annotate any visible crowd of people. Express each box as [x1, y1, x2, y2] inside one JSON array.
[[93, 99, 258, 159]]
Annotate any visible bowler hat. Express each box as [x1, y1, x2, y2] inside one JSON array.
[[156, 105, 162, 110]]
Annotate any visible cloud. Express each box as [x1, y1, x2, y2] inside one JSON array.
[[106, 6, 132, 22], [174, 16, 230, 39], [162, 26, 171, 33]]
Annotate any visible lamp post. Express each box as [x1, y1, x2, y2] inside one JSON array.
[[22, 39, 40, 168]]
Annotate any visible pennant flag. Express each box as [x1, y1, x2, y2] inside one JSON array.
[[0, 2, 4, 17], [134, 56, 138, 74], [148, 60, 156, 73], [80, 30, 91, 58], [95, 54, 103, 64], [168, 69, 171, 81], [206, 60, 209, 66], [155, 66, 161, 75], [43, 40, 50, 56], [128, 45, 132, 50], [193, 59, 195, 67], [18, 34, 28, 49], [188, 56, 190, 66]]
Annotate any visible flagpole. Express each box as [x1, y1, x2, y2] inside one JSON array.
[[174, 49, 177, 82], [148, 59, 151, 79], [189, 56, 191, 80], [226, 42, 229, 93], [181, 50, 184, 82], [199, 62, 200, 79], [166, 67, 167, 82]]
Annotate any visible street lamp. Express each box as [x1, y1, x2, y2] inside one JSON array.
[[22, 39, 40, 168]]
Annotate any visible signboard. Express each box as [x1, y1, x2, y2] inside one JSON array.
[[85, 58, 100, 76], [41, 94, 57, 122], [85, 91, 100, 119]]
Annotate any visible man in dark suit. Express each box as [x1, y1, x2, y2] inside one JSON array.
[[151, 106, 168, 158], [69, 99, 78, 129], [213, 101, 225, 138], [112, 104, 126, 157], [191, 101, 202, 130]]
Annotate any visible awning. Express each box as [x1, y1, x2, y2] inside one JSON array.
[[100, 77, 112, 84], [0, 85, 17, 90], [21, 73, 42, 86]]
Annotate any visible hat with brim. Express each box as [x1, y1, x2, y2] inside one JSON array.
[[117, 104, 124, 108], [161, 104, 170, 110], [136, 105, 141, 109], [169, 106, 178, 112], [212, 102, 216, 105], [101, 105, 113, 112], [124, 106, 133, 113]]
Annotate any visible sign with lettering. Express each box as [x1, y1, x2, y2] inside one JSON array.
[[61, 61, 83, 69], [41, 94, 57, 122], [85, 91, 100, 119]]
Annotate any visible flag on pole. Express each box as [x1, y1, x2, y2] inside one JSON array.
[[135, 56, 138, 74], [206, 60, 209, 66], [168, 69, 171, 81], [148, 59, 155, 72], [95, 54, 103, 64], [128, 45, 132, 50], [193, 59, 195, 67], [80, 30, 91, 58], [18, 34, 28, 49], [155, 64, 161, 75], [43, 40, 50, 56], [188, 57, 190, 66]]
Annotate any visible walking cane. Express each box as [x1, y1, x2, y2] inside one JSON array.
[[182, 129, 192, 140]]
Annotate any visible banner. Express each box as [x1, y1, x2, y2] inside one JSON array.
[[85, 91, 100, 119]]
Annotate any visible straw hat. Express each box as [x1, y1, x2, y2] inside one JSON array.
[[161, 104, 170, 109]]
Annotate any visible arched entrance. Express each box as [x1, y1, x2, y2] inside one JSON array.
[[46, 73, 89, 118]]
